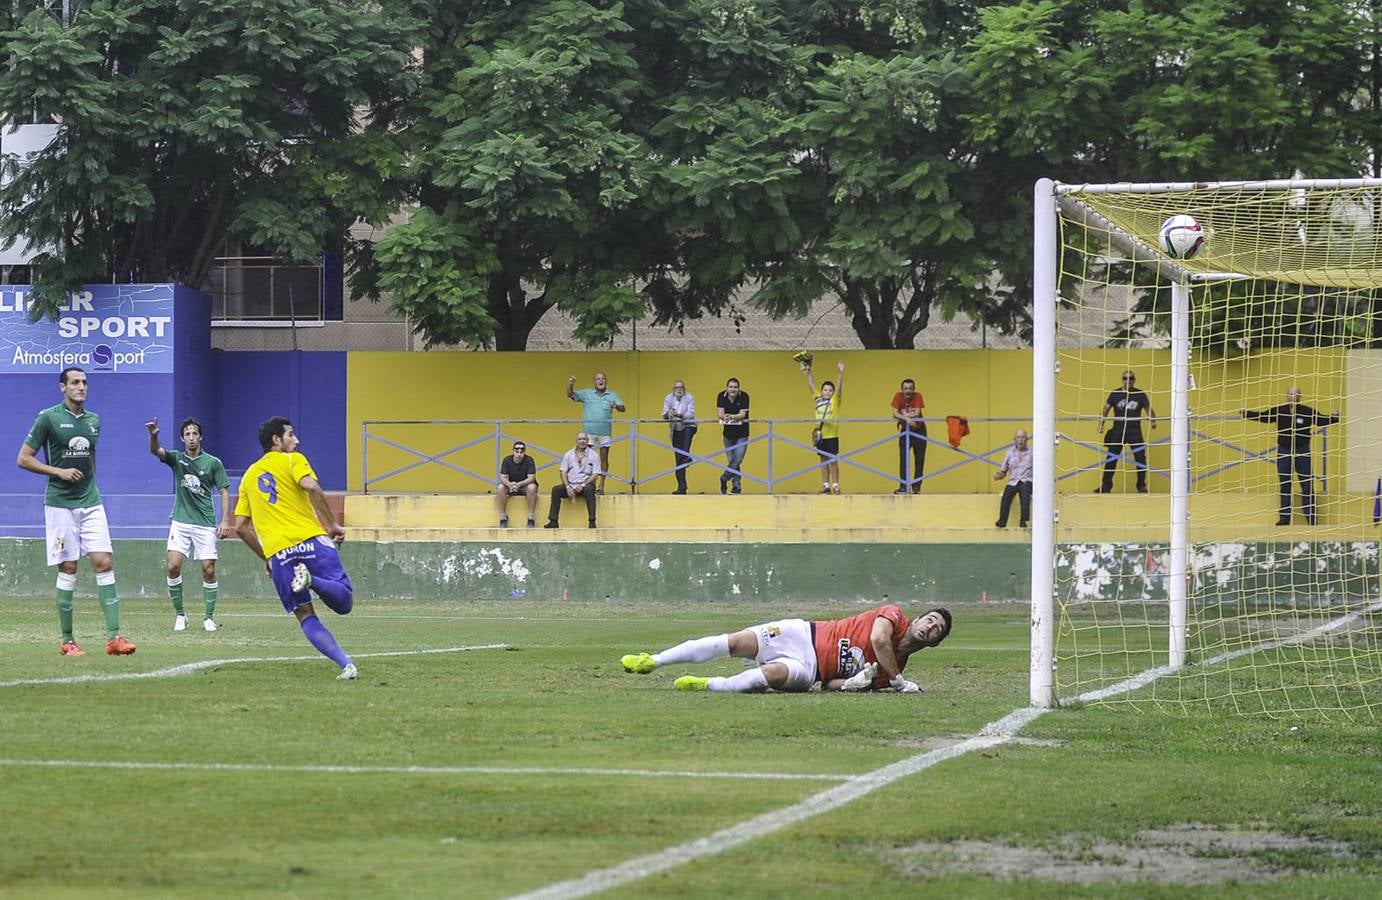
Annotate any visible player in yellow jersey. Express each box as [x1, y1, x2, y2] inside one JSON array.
[[233, 416, 357, 680]]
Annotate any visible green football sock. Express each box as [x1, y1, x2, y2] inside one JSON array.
[[98, 579, 121, 639], [168, 576, 185, 615], [203, 581, 218, 620], [56, 588, 75, 643]]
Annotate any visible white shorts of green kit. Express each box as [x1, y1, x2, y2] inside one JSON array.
[[44, 505, 113, 566], [747, 618, 819, 692], [166, 520, 219, 560]]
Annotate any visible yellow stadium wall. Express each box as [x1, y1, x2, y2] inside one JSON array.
[[346, 348, 1361, 497]]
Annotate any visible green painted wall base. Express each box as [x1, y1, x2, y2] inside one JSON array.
[[0, 539, 1026, 604]]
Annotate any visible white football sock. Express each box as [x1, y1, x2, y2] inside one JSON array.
[[653, 634, 730, 666], [708, 668, 770, 693]]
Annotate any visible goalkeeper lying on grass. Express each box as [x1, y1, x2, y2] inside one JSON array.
[[621, 604, 951, 693]]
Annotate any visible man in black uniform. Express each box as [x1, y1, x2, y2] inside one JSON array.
[[1096, 370, 1157, 494], [1241, 387, 1340, 525]]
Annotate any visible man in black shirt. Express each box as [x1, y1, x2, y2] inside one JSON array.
[[1096, 370, 1157, 494], [715, 378, 750, 494], [497, 441, 538, 527], [1241, 387, 1340, 525]]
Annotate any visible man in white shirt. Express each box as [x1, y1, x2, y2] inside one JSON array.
[[662, 380, 697, 494], [545, 432, 601, 529], [993, 429, 1033, 528]]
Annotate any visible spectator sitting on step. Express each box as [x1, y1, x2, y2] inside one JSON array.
[[497, 440, 538, 528], [544, 432, 601, 529]]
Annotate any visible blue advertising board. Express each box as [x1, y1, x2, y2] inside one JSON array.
[[0, 283, 175, 374]]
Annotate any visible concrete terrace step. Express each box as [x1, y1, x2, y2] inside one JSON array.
[[345, 492, 1381, 544]]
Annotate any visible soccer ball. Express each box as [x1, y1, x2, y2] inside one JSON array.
[[1159, 214, 1205, 259]]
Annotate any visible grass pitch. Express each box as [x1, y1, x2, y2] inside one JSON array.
[[0, 596, 1378, 898]]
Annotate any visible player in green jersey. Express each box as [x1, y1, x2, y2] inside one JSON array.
[[17, 367, 137, 657], [147, 417, 232, 632]]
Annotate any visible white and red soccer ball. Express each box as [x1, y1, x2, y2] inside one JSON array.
[[1159, 214, 1205, 259]]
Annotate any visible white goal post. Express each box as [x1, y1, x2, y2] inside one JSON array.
[[1031, 177, 1382, 719]]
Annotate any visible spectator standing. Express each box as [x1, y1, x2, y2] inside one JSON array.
[[993, 429, 1033, 528], [566, 372, 624, 494], [1096, 370, 1157, 494], [805, 359, 845, 494], [662, 380, 697, 494], [1241, 387, 1340, 525], [544, 432, 601, 529], [497, 440, 538, 528], [890, 379, 927, 493], [715, 378, 751, 494]]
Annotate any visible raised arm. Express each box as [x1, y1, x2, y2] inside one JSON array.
[[566, 375, 577, 401], [803, 363, 816, 394], [145, 418, 167, 461], [834, 360, 845, 397]]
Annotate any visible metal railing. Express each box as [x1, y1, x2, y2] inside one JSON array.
[[207, 256, 323, 320], [360, 415, 1335, 495]]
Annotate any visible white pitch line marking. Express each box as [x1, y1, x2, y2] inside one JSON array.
[[508, 603, 1378, 900], [0, 758, 851, 783], [0, 644, 509, 688]]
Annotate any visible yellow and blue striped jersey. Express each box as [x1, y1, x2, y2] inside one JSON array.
[[234, 451, 324, 557]]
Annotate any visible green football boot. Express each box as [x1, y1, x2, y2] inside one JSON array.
[[674, 675, 710, 691], [621, 652, 657, 674]]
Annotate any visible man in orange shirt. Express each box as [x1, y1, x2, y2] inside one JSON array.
[[891, 379, 927, 493], [620, 605, 951, 693]]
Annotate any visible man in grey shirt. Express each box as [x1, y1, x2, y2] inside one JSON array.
[[993, 429, 1033, 529]]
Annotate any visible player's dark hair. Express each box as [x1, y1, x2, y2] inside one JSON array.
[[258, 416, 293, 451], [901, 378, 915, 388], [726, 377, 739, 386], [59, 366, 85, 384], [923, 607, 953, 646], [180, 417, 202, 437], [822, 380, 835, 391]]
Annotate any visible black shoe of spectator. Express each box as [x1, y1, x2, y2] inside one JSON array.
[[1019, 521, 1029, 528], [719, 479, 728, 495], [588, 519, 597, 529], [995, 521, 1006, 528], [499, 517, 508, 528], [731, 486, 742, 494], [673, 487, 687, 495], [1137, 486, 1149, 493], [895, 487, 909, 494], [526, 518, 536, 528], [544, 520, 559, 529], [1275, 518, 1290, 526]]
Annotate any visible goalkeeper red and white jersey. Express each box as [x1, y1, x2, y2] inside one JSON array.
[[813, 604, 910, 686]]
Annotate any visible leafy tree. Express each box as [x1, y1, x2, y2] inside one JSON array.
[[964, 0, 1379, 348], [376, 0, 662, 350], [0, 0, 417, 317]]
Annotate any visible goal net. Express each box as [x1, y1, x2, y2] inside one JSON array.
[[1032, 179, 1382, 721]]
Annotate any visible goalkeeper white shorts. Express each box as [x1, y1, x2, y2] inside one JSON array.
[[748, 618, 818, 692]]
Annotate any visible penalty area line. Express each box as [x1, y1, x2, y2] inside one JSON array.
[[0, 643, 509, 688], [0, 758, 852, 783]]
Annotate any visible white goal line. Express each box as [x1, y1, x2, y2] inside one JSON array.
[[508, 598, 1382, 900], [0, 758, 852, 783]]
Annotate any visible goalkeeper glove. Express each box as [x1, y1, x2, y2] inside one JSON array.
[[840, 662, 879, 691], [890, 674, 922, 693]]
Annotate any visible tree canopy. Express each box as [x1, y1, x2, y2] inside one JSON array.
[[3, 0, 1379, 346], [0, 0, 416, 315]]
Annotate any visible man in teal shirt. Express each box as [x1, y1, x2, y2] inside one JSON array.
[[566, 371, 624, 494], [147, 417, 232, 632], [17, 367, 137, 657]]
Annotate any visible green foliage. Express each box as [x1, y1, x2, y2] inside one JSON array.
[[0, 0, 418, 319]]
